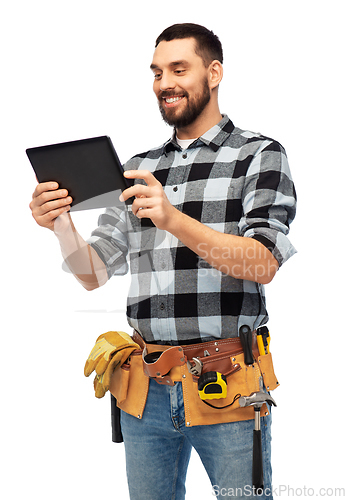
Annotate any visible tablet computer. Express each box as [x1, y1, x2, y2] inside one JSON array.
[[26, 136, 133, 211]]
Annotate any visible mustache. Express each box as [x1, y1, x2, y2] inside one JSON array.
[[158, 90, 189, 99]]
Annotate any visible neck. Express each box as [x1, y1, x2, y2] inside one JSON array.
[[176, 101, 222, 140]]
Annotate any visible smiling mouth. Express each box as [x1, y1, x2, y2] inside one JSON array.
[[162, 95, 185, 108], [165, 96, 182, 103]]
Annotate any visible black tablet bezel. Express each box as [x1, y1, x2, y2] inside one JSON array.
[[26, 136, 133, 211]]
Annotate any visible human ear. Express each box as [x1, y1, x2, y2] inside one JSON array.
[[209, 60, 223, 89]]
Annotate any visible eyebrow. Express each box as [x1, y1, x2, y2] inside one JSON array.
[[150, 60, 190, 71]]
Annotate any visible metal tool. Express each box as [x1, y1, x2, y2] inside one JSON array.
[[187, 357, 203, 377], [239, 377, 277, 493], [239, 325, 254, 365]]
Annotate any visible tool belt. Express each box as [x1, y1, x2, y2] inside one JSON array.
[[110, 331, 279, 427], [140, 334, 248, 385]]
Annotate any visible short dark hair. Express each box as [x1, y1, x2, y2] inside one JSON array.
[[155, 23, 223, 67]]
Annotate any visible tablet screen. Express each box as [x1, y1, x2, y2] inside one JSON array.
[[26, 136, 132, 211]]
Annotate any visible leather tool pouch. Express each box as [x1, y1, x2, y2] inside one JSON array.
[[142, 346, 186, 385], [191, 351, 241, 380], [182, 349, 279, 426], [257, 352, 279, 391], [110, 350, 149, 420]]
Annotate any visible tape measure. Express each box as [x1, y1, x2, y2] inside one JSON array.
[[198, 371, 227, 400]]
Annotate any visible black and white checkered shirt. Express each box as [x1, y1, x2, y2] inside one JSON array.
[[88, 115, 297, 343]]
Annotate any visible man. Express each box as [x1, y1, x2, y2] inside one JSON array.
[[30, 24, 296, 500]]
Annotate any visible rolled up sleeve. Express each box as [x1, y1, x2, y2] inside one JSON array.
[[238, 140, 297, 267], [87, 206, 130, 278]]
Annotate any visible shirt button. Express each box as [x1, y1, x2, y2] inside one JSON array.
[[182, 153, 187, 159], [173, 186, 178, 192]]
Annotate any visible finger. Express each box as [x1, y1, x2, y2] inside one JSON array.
[[134, 207, 152, 220], [35, 194, 73, 217], [30, 181, 71, 209], [132, 198, 154, 217], [31, 182, 70, 212], [36, 205, 71, 227], [124, 170, 160, 187], [120, 183, 151, 202], [32, 181, 59, 199], [41, 190, 71, 206]]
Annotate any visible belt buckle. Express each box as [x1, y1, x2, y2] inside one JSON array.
[[187, 357, 203, 377]]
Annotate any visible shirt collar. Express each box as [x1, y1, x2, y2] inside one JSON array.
[[163, 115, 235, 155]]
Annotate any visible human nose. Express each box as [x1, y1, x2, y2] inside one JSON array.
[[159, 71, 176, 91]]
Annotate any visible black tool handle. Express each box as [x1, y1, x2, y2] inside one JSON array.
[[111, 394, 123, 443], [253, 428, 264, 493], [239, 325, 254, 365]]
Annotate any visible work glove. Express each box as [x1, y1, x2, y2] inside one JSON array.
[[84, 331, 140, 398]]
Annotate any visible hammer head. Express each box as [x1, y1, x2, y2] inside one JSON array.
[[239, 391, 277, 409]]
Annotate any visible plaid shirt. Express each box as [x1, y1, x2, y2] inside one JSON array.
[[88, 115, 297, 343]]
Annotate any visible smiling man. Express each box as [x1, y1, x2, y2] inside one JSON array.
[[151, 37, 217, 133], [30, 24, 296, 500]]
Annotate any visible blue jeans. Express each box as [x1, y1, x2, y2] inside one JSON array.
[[120, 379, 273, 500]]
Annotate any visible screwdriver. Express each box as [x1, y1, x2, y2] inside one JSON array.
[[257, 326, 271, 356], [239, 325, 254, 365]]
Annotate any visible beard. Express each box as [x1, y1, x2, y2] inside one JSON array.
[[158, 77, 211, 129]]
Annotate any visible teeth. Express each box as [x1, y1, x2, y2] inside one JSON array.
[[165, 97, 182, 103]]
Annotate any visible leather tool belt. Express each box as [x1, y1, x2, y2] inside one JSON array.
[[110, 331, 279, 427], [137, 332, 259, 387]]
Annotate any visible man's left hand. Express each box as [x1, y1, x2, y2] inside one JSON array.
[[120, 170, 179, 231]]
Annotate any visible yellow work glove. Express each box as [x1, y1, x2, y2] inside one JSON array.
[[84, 331, 140, 398]]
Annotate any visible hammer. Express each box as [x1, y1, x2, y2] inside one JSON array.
[[239, 377, 277, 494]]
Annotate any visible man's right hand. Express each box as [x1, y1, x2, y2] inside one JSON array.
[[29, 182, 73, 232]]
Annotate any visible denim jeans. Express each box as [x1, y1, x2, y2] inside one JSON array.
[[120, 379, 273, 500]]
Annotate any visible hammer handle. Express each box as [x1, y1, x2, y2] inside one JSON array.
[[111, 394, 123, 443], [253, 429, 264, 493]]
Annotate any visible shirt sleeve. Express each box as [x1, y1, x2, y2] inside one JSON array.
[[238, 139, 297, 267], [86, 205, 130, 278]]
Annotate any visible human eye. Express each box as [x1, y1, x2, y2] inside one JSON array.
[[153, 72, 162, 80]]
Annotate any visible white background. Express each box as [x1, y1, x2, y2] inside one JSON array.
[[1, 0, 345, 498]]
